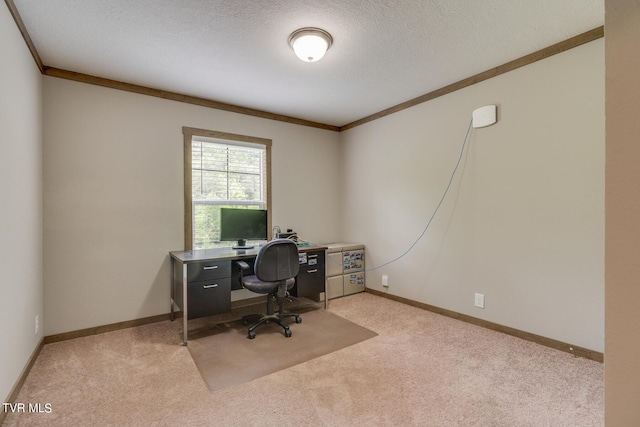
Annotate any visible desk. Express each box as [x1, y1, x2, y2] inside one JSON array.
[[170, 245, 327, 345]]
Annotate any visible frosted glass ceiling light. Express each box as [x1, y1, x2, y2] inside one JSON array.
[[288, 28, 333, 62]]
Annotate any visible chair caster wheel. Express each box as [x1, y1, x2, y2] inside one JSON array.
[[284, 329, 292, 338], [247, 331, 256, 339], [295, 316, 302, 324]]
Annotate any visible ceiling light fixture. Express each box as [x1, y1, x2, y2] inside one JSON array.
[[288, 27, 333, 63]]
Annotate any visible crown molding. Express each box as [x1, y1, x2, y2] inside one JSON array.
[[339, 26, 604, 131], [4, 0, 43, 72], [5, 1, 603, 133]]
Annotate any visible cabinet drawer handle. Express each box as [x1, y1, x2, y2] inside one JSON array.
[[203, 284, 218, 289], [307, 269, 318, 273], [308, 254, 318, 258], [203, 266, 218, 270]]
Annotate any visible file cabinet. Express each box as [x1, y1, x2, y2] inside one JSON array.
[[324, 243, 365, 300]]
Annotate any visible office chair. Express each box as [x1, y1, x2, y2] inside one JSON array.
[[237, 238, 302, 339]]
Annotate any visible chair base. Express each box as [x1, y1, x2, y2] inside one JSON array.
[[242, 312, 302, 339]]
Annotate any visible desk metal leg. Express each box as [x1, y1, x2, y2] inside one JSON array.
[[182, 263, 188, 346], [324, 272, 328, 310], [170, 259, 175, 322]]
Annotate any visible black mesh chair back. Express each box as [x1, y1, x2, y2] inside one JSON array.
[[254, 239, 300, 283], [237, 239, 302, 339]]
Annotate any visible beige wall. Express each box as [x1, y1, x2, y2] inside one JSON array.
[[42, 77, 342, 335], [341, 39, 605, 352], [605, 0, 640, 424], [0, 5, 43, 401]]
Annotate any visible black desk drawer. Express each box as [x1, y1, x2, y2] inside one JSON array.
[[294, 250, 326, 301], [296, 267, 325, 293], [187, 260, 231, 282], [299, 250, 325, 268], [187, 278, 231, 319]]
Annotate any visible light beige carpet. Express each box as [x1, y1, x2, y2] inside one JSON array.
[[187, 307, 378, 392], [4, 293, 603, 426]]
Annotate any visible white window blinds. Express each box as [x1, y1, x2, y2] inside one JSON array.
[[191, 138, 267, 249]]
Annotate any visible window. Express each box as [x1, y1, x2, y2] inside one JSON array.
[[183, 127, 271, 249]]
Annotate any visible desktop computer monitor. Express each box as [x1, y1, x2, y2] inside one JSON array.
[[220, 208, 267, 249]]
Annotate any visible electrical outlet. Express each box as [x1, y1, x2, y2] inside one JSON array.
[[35, 315, 39, 334], [474, 293, 485, 309], [382, 275, 389, 287]]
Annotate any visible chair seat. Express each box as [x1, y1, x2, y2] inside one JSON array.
[[243, 276, 295, 295]]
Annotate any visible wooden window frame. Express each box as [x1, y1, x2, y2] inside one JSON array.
[[182, 127, 272, 250]]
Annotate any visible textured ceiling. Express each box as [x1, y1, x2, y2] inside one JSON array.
[[12, 0, 604, 128]]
